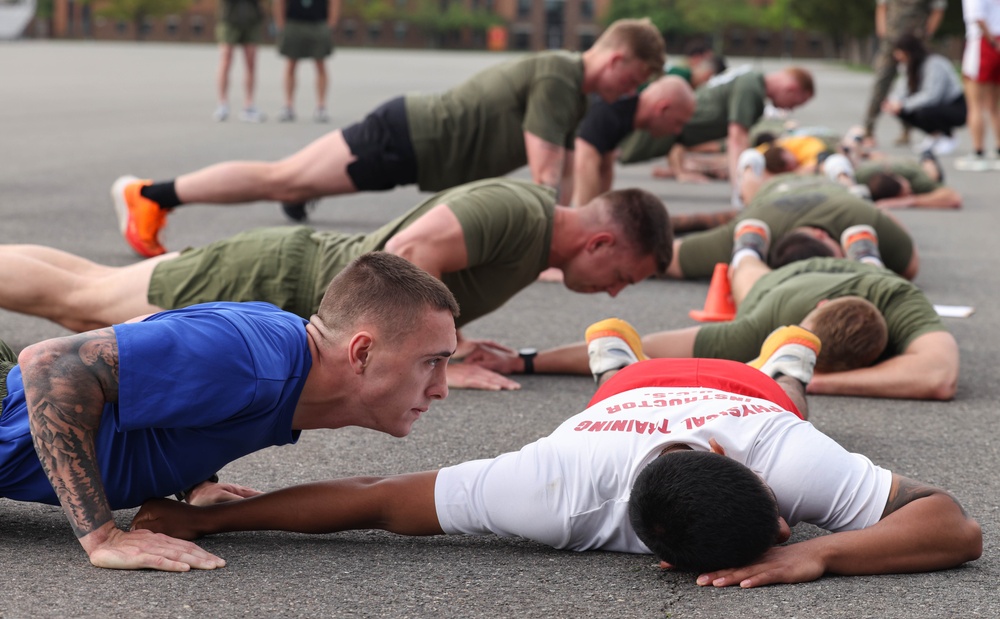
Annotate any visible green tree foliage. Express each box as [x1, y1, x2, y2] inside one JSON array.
[[408, 0, 502, 33], [602, 0, 690, 34], [343, 0, 395, 23], [788, 0, 875, 46], [97, 0, 191, 38]]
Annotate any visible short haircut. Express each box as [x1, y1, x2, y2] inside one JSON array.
[[709, 55, 728, 76], [597, 188, 673, 275], [866, 171, 904, 201], [594, 18, 667, 73], [763, 145, 794, 173], [753, 131, 778, 148], [784, 66, 815, 96], [316, 252, 460, 341], [809, 296, 888, 372], [683, 39, 711, 58], [769, 231, 836, 269], [629, 450, 780, 572]]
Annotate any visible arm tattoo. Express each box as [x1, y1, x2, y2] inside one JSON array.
[[881, 475, 969, 520], [24, 328, 121, 538]]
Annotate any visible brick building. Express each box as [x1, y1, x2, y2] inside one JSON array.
[[45, 0, 616, 51]]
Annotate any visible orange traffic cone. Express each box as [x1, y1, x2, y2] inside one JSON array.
[[689, 263, 737, 322]]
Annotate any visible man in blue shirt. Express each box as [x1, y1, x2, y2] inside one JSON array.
[[3, 252, 458, 571]]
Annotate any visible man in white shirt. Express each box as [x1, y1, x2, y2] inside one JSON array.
[[130, 326, 981, 587]]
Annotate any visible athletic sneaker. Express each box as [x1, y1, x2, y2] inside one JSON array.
[[314, 107, 330, 123], [280, 200, 317, 222], [747, 325, 821, 384], [732, 218, 771, 261], [954, 154, 990, 172], [212, 104, 229, 122], [840, 224, 882, 266], [584, 318, 649, 381], [914, 134, 937, 155], [239, 106, 267, 123], [277, 106, 296, 122], [931, 135, 956, 156], [111, 175, 168, 257]]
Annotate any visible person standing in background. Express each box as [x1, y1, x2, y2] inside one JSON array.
[[275, 0, 341, 123], [862, 0, 947, 145], [214, 0, 267, 122], [955, 0, 1000, 170]]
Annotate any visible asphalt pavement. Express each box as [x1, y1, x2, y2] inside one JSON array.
[[1, 41, 999, 618]]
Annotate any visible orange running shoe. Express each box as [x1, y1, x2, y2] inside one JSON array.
[[111, 175, 168, 257], [584, 318, 649, 381], [747, 325, 821, 385]]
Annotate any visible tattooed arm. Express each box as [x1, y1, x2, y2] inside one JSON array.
[[19, 329, 226, 571], [692, 474, 982, 588]]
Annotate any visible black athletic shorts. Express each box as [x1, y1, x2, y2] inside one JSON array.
[[341, 96, 418, 191]]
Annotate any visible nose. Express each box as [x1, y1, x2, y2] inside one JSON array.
[[607, 283, 626, 298], [429, 366, 449, 400]]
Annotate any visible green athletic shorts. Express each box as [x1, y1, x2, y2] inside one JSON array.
[[148, 226, 322, 319], [278, 20, 334, 59], [216, 21, 263, 45]]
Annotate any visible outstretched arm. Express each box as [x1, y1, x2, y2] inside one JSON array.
[[807, 331, 959, 400], [695, 474, 981, 588], [876, 186, 962, 210], [20, 329, 224, 571], [132, 472, 443, 540]]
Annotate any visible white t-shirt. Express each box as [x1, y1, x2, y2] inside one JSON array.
[[435, 386, 892, 554], [963, 0, 1000, 38]]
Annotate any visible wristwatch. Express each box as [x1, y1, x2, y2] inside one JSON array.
[[519, 347, 538, 375]]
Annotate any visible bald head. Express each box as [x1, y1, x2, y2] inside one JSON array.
[[636, 75, 696, 137]]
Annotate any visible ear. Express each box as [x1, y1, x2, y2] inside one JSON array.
[[348, 332, 374, 375], [815, 298, 829, 308], [586, 231, 615, 253]]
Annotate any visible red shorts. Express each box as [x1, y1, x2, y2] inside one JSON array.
[[964, 38, 1000, 84], [588, 358, 803, 419]]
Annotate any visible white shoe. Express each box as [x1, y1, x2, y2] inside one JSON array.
[[584, 318, 648, 381], [955, 154, 991, 172], [239, 107, 267, 123], [931, 136, 956, 156], [212, 104, 229, 122], [748, 326, 821, 384], [913, 135, 937, 154]]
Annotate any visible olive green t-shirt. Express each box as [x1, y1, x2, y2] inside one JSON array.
[[677, 175, 914, 278], [312, 179, 556, 327], [693, 257, 946, 362], [855, 159, 940, 195], [405, 51, 587, 192], [618, 67, 767, 164]]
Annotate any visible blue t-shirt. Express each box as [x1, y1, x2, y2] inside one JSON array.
[[0, 302, 310, 508]]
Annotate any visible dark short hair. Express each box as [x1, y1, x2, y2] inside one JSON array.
[[317, 252, 459, 340], [753, 131, 778, 148], [769, 231, 836, 269], [599, 188, 673, 275], [810, 296, 888, 372], [709, 55, 728, 76], [866, 171, 904, 201], [683, 39, 711, 58], [629, 450, 779, 572], [763, 146, 794, 174]]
